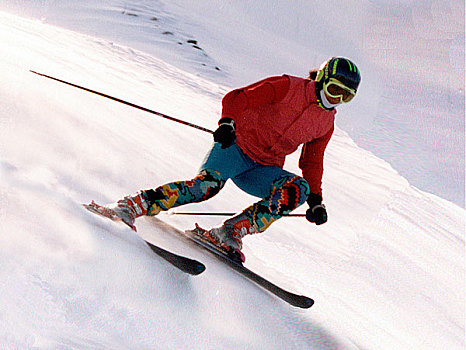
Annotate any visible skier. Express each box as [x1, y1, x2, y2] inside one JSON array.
[[105, 57, 361, 259]]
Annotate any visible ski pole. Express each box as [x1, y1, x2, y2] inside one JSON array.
[[30, 70, 214, 134], [167, 211, 306, 217]]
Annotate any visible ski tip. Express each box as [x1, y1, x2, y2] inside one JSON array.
[[82, 200, 97, 208], [82, 202, 94, 210]]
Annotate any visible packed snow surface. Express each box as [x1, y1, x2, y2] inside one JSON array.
[[0, 1, 464, 349]]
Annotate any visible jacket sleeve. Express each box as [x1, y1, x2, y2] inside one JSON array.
[[221, 76, 290, 119], [299, 125, 334, 198]]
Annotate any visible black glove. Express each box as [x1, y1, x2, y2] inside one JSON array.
[[213, 117, 236, 149], [306, 193, 328, 225]]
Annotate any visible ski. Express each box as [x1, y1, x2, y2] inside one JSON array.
[[150, 218, 314, 309], [83, 202, 205, 275]]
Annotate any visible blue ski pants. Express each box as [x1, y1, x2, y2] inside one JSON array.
[[143, 142, 309, 232]]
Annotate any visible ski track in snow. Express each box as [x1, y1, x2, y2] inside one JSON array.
[[0, 6, 464, 350]]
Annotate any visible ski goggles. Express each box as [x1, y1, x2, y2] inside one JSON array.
[[323, 78, 357, 103]]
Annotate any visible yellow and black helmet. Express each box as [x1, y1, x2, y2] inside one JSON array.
[[316, 57, 361, 93]]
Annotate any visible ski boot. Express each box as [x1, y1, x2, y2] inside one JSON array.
[[201, 212, 258, 263], [105, 192, 149, 231]]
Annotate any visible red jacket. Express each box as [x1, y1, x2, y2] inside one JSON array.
[[221, 75, 335, 197]]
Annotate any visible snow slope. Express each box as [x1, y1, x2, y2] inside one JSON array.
[[0, 7, 464, 350]]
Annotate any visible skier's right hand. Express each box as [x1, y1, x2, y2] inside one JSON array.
[[214, 117, 236, 149]]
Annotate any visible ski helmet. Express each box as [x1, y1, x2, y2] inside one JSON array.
[[315, 57, 361, 105]]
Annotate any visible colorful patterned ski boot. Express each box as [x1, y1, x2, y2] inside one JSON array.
[[106, 192, 149, 231], [202, 212, 257, 263]]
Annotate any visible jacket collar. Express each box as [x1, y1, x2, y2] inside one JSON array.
[[313, 80, 335, 111]]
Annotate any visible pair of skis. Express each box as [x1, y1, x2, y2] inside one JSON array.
[[83, 201, 314, 309]]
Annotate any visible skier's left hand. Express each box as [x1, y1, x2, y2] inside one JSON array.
[[306, 193, 328, 225]]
